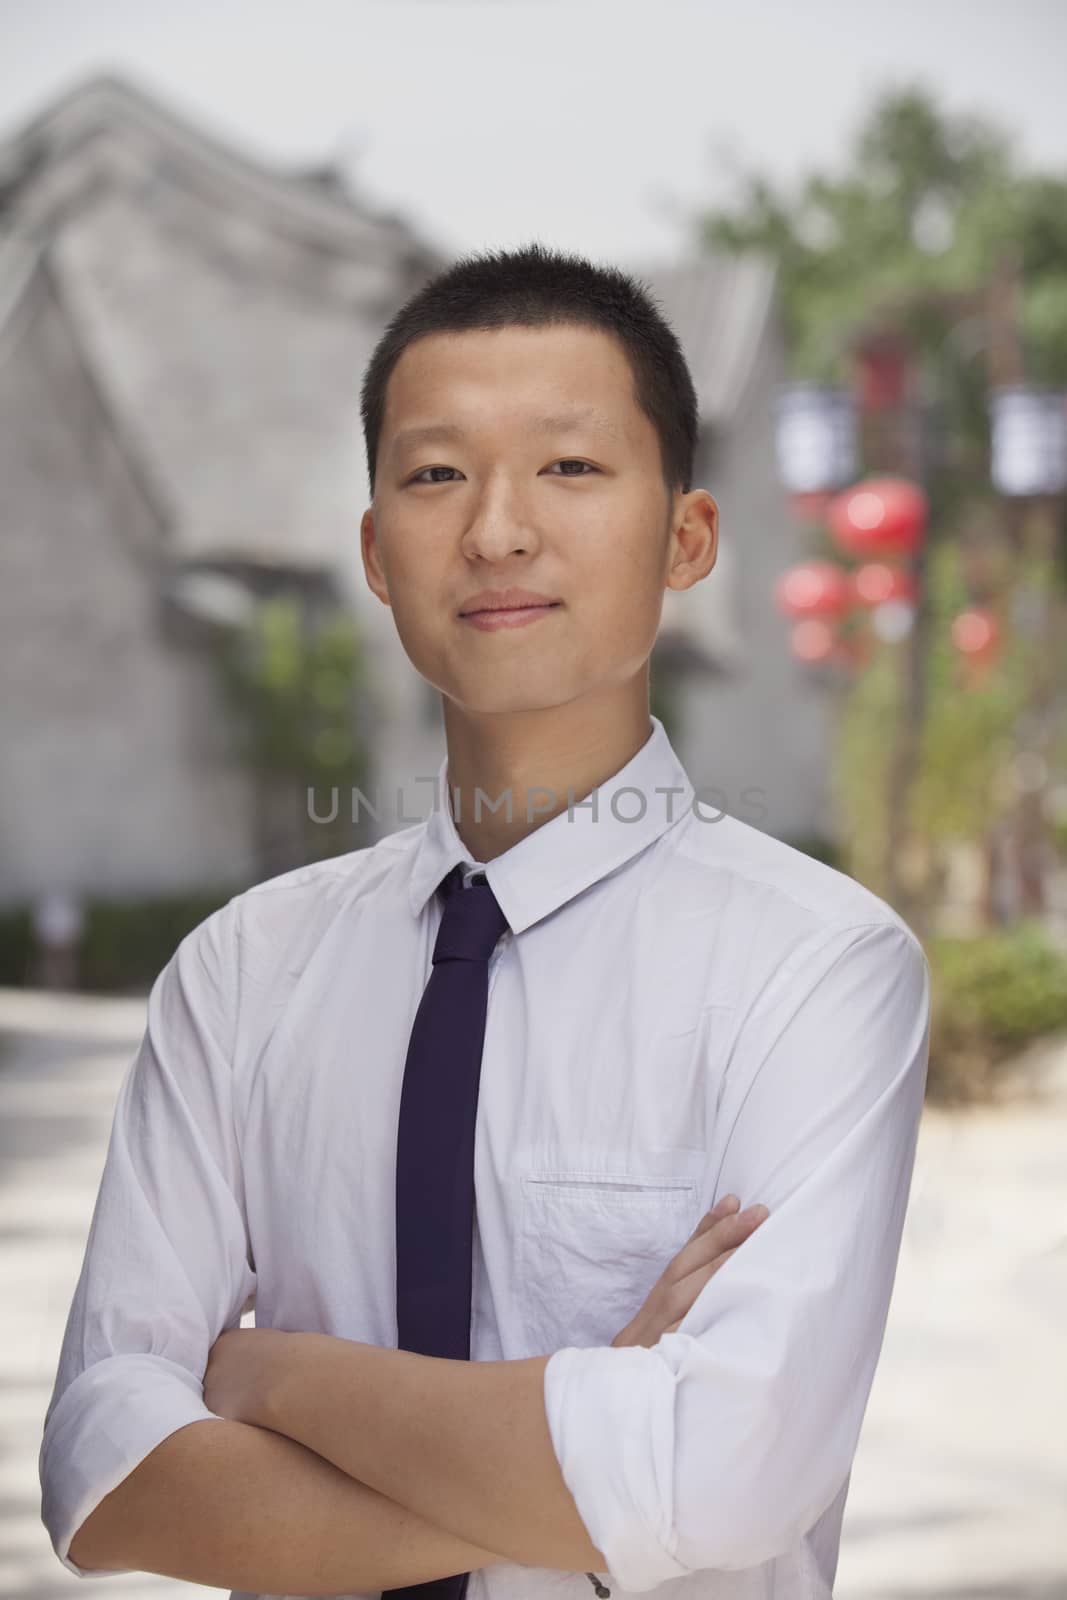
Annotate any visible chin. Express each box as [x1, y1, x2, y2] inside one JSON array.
[[444, 677, 583, 718], [457, 693, 570, 717], [433, 652, 576, 708]]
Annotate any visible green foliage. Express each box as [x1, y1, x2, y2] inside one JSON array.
[[696, 84, 1067, 1098], [0, 892, 241, 992], [926, 922, 1067, 1101], [834, 534, 1057, 894], [831, 637, 901, 898], [81, 893, 242, 991], [909, 540, 1032, 840], [780, 835, 845, 870], [698, 86, 1067, 391], [214, 595, 379, 865], [216, 597, 373, 784], [0, 905, 33, 986]]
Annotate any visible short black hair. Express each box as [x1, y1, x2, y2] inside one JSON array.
[[359, 240, 699, 501]]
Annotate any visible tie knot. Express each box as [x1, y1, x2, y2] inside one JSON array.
[[433, 864, 510, 964]]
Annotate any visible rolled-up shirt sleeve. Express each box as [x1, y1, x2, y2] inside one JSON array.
[[39, 897, 258, 1577], [542, 918, 931, 1590]]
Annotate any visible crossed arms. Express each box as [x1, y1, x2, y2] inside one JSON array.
[[46, 906, 931, 1593], [67, 1341, 603, 1591]]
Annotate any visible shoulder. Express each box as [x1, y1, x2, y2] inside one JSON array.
[[231, 823, 420, 948], [665, 807, 925, 978], [171, 826, 422, 1040], [661, 817, 930, 1109]]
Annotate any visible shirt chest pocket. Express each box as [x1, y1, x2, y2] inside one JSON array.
[[516, 1169, 701, 1357]]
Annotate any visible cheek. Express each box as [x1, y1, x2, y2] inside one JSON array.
[[384, 585, 441, 673], [381, 539, 438, 619], [594, 563, 665, 645]]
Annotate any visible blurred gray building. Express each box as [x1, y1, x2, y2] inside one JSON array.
[[0, 72, 832, 912]]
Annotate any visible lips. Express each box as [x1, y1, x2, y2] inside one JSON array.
[[458, 587, 562, 616], [463, 602, 559, 617], [460, 602, 561, 632]]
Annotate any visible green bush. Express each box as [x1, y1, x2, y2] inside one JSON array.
[[926, 922, 1067, 1102], [0, 889, 246, 994], [80, 892, 244, 992], [782, 835, 845, 871], [0, 906, 34, 986]]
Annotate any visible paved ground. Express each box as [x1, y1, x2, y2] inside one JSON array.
[[1, 987, 1065, 1600], [833, 1031, 1067, 1600]]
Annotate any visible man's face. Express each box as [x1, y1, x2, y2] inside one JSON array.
[[360, 323, 714, 716]]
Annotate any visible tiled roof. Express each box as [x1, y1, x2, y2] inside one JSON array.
[[0, 71, 440, 267]]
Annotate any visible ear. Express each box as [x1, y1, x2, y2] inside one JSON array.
[[667, 490, 718, 592], [360, 509, 392, 608]]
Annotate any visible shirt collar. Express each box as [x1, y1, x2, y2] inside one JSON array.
[[407, 714, 696, 935]]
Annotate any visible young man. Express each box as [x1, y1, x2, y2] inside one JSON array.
[[41, 243, 931, 1600]]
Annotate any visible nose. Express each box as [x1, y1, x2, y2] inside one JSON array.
[[461, 521, 535, 561], [460, 483, 540, 562]]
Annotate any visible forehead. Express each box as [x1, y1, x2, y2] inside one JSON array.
[[382, 324, 641, 444]]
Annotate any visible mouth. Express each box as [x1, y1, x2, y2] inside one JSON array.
[[459, 601, 563, 630], [460, 601, 562, 617]]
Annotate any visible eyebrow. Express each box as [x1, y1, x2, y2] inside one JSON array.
[[388, 407, 623, 460]]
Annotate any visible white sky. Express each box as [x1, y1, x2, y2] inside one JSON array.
[[1, 0, 1065, 267]]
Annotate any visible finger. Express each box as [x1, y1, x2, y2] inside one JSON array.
[[709, 1203, 769, 1247], [665, 1246, 740, 1325], [686, 1194, 739, 1242], [665, 1204, 768, 1284], [663, 1246, 741, 1334], [672, 1197, 739, 1264]]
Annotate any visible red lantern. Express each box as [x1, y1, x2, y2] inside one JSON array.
[[849, 562, 917, 608], [827, 477, 928, 559], [774, 560, 852, 620], [951, 607, 1000, 660], [789, 618, 837, 662]]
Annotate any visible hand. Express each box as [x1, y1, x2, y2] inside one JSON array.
[[611, 1194, 770, 1348], [202, 1325, 298, 1427]]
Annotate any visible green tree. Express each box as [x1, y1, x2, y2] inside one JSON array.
[[697, 87, 1067, 394], [216, 596, 379, 875], [693, 85, 1067, 927]]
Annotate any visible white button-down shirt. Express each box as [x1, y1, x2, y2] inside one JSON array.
[[40, 715, 931, 1600]]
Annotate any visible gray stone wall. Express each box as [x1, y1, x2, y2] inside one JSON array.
[[0, 264, 254, 906]]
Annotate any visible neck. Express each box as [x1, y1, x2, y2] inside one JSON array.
[[440, 678, 654, 864]]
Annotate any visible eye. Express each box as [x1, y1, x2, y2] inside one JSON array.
[[406, 465, 460, 485], [404, 459, 600, 486]]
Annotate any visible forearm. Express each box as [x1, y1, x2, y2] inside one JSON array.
[[267, 1335, 607, 1573], [68, 1415, 506, 1595]]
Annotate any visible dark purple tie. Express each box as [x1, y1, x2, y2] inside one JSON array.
[[384, 862, 510, 1600]]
